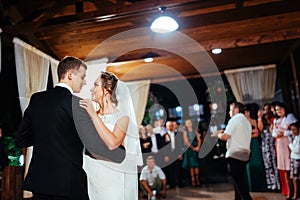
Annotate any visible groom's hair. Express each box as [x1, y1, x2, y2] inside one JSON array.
[[57, 56, 87, 81]]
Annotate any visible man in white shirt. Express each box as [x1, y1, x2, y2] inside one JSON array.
[[161, 121, 185, 188], [153, 119, 168, 136], [140, 156, 167, 199], [147, 124, 164, 154], [212, 102, 252, 200]]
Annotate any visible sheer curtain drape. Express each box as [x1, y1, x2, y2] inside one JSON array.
[[126, 80, 150, 125], [50, 59, 59, 85], [224, 64, 276, 104], [13, 37, 58, 198]]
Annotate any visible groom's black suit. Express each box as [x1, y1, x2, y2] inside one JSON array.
[[15, 86, 126, 199], [15, 86, 90, 199]]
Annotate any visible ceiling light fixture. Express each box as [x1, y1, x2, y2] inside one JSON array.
[[150, 6, 179, 33], [144, 57, 154, 63], [212, 48, 222, 54]]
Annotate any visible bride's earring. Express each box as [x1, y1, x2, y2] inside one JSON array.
[[95, 102, 100, 111], [104, 95, 108, 104]]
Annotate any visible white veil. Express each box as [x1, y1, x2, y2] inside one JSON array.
[[115, 80, 143, 168]]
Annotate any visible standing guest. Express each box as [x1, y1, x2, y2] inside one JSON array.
[[14, 56, 90, 200], [245, 107, 267, 192], [270, 101, 280, 122], [153, 119, 168, 137], [140, 125, 152, 154], [161, 121, 185, 188], [182, 119, 201, 187], [140, 156, 167, 199], [0, 127, 9, 171], [258, 103, 280, 191], [212, 102, 252, 200], [147, 124, 164, 155], [272, 102, 297, 199], [288, 122, 300, 200]]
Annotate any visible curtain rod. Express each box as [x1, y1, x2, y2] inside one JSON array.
[[224, 64, 276, 74], [150, 71, 225, 83]]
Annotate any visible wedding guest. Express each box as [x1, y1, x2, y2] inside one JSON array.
[[153, 119, 168, 137], [140, 125, 152, 164], [211, 102, 252, 200], [139, 125, 152, 154], [258, 103, 280, 191], [146, 124, 164, 154], [140, 156, 167, 199], [245, 106, 267, 192], [182, 119, 201, 187], [288, 122, 300, 200], [272, 102, 297, 199], [161, 121, 185, 188]]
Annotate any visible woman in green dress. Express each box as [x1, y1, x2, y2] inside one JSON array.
[[245, 108, 267, 192], [182, 119, 201, 187]]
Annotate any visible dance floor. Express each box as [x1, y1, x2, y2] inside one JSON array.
[[138, 182, 286, 200]]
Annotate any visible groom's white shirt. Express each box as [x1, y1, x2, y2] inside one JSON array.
[[56, 83, 73, 93]]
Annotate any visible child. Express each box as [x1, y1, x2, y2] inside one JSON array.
[[288, 122, 300, 200]]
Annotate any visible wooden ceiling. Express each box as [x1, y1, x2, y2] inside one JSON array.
[[1, 0, 300, 82]]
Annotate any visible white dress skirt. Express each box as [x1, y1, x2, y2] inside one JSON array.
[[83, 112, 139, 200]]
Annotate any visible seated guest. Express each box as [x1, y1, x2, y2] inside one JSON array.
[[140, 156, 167, 199]]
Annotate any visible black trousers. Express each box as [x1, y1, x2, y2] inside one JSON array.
[[227, 157, 252, 200]]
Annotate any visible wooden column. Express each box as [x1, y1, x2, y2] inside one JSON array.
[[1, 166, 24, 200], [290, 53, 300, 115]]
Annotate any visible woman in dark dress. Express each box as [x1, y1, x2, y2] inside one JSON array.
[[245, 107, 267, 192], [258, 103, 280, 191], [139, 125, 152, 153]]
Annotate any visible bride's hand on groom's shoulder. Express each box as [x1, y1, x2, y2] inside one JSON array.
[[79, 99, 97, 119]]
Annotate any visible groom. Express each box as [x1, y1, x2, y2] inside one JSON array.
[[15, 56, 92, 200]]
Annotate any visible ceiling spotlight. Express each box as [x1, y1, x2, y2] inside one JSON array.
[[212, 48, 222, 54], [150, 6, 179, 33], [144, 57, 154, 63]]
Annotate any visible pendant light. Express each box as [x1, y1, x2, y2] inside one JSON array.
[[150, 6, 179, 33]]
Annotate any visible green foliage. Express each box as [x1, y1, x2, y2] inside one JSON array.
[[2, 136, 22, 166], [142, 91, 158, 125]]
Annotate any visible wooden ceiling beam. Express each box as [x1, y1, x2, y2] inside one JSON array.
[[180, 0, 300, 29], [4, 0, 295, 35]]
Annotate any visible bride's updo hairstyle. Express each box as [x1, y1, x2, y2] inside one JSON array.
[[100, 71, 119, 106]]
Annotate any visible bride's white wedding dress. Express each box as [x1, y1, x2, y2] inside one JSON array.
[[83, 111, 140, 200]]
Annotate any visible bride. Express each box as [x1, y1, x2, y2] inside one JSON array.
[[79, 71, 143, 200]]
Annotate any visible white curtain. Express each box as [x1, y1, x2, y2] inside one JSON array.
[[126, 80, 150, 125], [13, 37, 58, 198], [50, 59, 59, 85], [224, 64, 276, 105]]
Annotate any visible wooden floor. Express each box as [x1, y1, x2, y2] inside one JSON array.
[[138, 182, 287, 200]]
